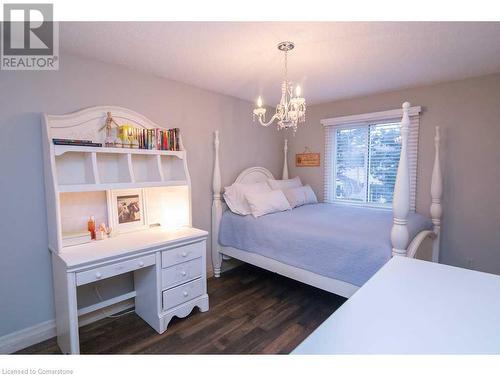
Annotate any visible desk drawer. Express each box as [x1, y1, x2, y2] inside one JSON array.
[[162, 278, 203, 311], [161, 257, 202, 289], [76, 254, 155, 286], [161, 241, 204, 268]]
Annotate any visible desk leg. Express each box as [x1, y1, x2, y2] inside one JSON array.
[[52, 254, 80, 354]]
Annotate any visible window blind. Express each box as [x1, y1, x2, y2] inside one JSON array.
[[323, 111, 420, 211]]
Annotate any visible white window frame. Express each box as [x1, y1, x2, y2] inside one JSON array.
[[322, 106, 421, 211]]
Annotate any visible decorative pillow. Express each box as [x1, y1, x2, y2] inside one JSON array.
[[267, 176, 302, 191], [283, 185, 318, 208], [223, 182, 271, 215], [244, 190, 292, 218]]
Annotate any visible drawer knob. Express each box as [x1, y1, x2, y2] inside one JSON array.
[[181, 252, 188, 257], [138, 261, 144, 267], [95, 272, 102, 279], [181, 271, 187, 276], [183, 291, 188, 297]]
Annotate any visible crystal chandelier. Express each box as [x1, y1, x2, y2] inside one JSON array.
[[253, 41, 306, 133]]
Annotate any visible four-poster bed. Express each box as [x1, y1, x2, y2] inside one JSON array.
[[211, 102, 443, 298]]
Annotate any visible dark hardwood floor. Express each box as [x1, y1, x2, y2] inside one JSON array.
[[17, 265, 346, 354]]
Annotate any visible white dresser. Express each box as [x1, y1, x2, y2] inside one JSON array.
[[41, 106, 209, 354]]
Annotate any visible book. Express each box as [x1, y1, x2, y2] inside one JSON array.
[[131, 127, 181, 151], [53, 139, 102, 147], [53, 138, 93, 144], [174, 128, 180, 151]]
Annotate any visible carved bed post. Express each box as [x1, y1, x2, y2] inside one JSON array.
[[391, 102, 411, 257], [430, 126, 443, 262], [282, 139, 289, 179], [211, 130, 223, 277]]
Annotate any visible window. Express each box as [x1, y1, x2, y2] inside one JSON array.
[[323, 107, 421, 209]]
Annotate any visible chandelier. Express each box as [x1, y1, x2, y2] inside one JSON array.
[[253, 41, 306, 133]]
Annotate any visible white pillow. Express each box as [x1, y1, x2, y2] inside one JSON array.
[[283, 185, 318, 208], [244, 190, 292, 218], [267, 176, 302, 191], [223, 182, 271, 215]]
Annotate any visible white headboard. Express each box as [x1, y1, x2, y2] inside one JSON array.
[[234, 167, 275, 184]]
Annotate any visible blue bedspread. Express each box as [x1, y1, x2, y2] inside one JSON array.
[[219, 203, 433, 286]]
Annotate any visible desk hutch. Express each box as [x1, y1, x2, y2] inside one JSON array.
[[42, 106, 209, 354]]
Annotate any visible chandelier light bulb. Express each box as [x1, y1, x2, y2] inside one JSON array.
[[257, 96, 263, 108]]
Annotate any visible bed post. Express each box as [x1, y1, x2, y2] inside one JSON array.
[[211, 130, 223, 277], [430, 126, 443, 262], [282, 139, 289, 179], [391, 102, 411, 257]]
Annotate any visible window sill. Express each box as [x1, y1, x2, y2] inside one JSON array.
[[327, 201, 392, 211]]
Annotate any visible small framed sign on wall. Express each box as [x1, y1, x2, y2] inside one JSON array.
[[296, 147, 320, 167]]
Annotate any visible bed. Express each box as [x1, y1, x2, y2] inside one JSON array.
[[211, 102, 443, 298], [219, 204, 432, 287]]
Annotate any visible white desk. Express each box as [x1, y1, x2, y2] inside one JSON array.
[[52, 227, 209, 354], [293, 257, 500, 354], [41, 106, 209, 354]]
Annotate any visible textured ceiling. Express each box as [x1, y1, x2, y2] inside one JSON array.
[[60, 22, 500, 105]]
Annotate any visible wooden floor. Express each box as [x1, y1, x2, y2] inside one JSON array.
[[18, 265, 346, 354]]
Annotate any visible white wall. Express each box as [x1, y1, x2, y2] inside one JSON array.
[[0, 52, 284, 337]]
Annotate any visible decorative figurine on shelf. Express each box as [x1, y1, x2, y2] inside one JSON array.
[[95, 223, 107, 241], [106, 226, 113, 238], [101, 112, 120, 148], [96, 228, 104, 241]]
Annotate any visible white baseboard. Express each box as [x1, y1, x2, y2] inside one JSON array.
[[0, 299, 135, 354]]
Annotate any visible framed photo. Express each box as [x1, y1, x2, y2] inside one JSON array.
[[107, 188, 148, 233]]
